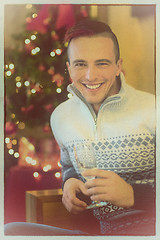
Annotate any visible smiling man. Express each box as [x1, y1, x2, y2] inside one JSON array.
[[50, 20, 155, 235], [66, 36, 122, 114]]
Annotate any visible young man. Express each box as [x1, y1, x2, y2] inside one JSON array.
[[50, 20, 155, 235], [5, 19, 155, 236]]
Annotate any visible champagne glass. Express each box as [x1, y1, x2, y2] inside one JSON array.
[[74, 143, 107, 209]]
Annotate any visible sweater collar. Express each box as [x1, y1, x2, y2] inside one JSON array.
[[67, 72, 127, 106]]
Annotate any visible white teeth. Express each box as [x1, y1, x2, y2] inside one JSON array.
[[85, 84, 101, 89]]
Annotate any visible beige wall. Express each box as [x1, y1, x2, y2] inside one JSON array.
[[97, 5, 155, 94], [4, 5, 34, 49]]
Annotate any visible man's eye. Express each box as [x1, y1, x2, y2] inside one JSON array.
[[97, 62, 109, 67], [74, 63, 86, 67]]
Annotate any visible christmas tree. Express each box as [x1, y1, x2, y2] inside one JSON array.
[[4, 4, 90, 174]]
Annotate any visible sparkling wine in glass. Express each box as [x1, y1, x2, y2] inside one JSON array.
[[74, 143, 107, 209]]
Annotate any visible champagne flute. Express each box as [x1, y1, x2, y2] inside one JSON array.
[[74, 143, 107, 209]]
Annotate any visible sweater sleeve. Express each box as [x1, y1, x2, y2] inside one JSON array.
[[60, 146, 84, 188], [50, 110, 84, 188]]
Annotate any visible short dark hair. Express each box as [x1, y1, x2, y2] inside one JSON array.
[[65, 19, 120, 62]]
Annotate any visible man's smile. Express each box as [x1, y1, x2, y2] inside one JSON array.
[[83, 83, 103, 90]]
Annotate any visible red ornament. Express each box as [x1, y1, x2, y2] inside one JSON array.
[[48, 67, 55, 75], [21, 105, 34, 113], [43, 125, 51, 133], [5, 121, 17, 135], [44, 104, 54, 113], [52, 73, 64, 87], [39, 64, 45, 71]]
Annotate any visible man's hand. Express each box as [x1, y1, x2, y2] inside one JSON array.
[[62, 178, 89, 214], [83, 169, 134, 208]]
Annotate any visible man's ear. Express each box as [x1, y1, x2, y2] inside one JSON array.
[[66, 61, 71, 76], [116, 58, 123, 76], [66, 61, 73, 82]]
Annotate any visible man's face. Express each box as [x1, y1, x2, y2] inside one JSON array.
[[67, 36, 122, 113]]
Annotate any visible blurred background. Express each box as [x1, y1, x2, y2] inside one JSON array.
[[4, 4, 155, 224]]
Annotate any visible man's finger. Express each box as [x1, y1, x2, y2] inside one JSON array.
[[66, 191, 87, 208], [83, 168, 114, 178], [86, 186, 108, 196], [62, 193, 87, 213]]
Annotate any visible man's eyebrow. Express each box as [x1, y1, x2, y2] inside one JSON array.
[[95, 59, 112, 64], [72, 60, 86, 64]]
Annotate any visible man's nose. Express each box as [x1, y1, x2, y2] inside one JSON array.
[[85, 66, 97, 81]]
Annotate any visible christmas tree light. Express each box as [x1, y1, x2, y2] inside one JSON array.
[[55, 172, 61, 178], [33, 172, 39, 178], [14, 152, 19, 158]]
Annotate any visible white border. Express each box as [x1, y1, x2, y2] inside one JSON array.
[[1, 0, 160, 4], [1, 1, 160, 240]]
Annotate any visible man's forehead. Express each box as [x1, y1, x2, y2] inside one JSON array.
[[66, 34, 117, 64], [69, 35, 113, 46], [68, 36, 114, 56]]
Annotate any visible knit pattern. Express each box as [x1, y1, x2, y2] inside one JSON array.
[[64, 132, 155, 233], [65, 132, 155, 185]]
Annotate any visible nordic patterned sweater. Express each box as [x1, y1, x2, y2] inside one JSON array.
[[50, 73, 155, 235]]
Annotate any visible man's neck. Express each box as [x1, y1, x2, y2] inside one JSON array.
[[92, 76, 121, 115]]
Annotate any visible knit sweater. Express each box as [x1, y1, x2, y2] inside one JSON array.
[[50, 73, 155, 235]]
